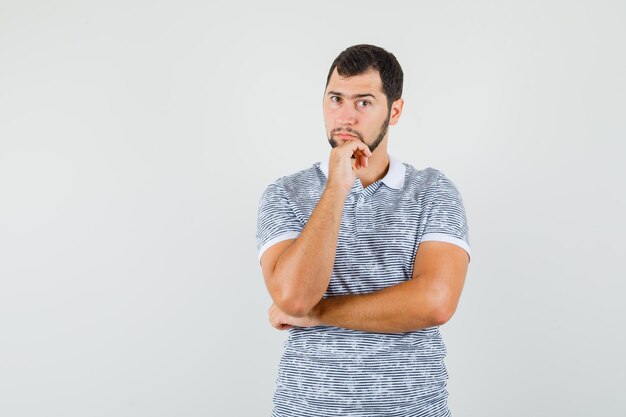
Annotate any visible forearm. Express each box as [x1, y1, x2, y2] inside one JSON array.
[[311, 278, 451, 333], [274, 185, 348, 316]]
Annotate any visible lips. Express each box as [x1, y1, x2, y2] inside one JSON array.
[[336, 133, 357, 139]]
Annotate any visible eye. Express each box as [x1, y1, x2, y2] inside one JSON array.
[[330, 96, 342, 103], [357, 100, 371, 108]]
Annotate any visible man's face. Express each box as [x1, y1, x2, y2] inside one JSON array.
[[323, 67, 391, 154]]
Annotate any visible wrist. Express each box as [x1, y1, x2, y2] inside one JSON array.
[[324, 183, 351, 199]]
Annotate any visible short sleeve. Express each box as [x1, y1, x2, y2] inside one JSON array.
[[256, 182, 303, 265], [421, 172, 471, 262]]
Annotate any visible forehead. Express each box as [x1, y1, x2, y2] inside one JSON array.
[[326, 67, 384, 95]]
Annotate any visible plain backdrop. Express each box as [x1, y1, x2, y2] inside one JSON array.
[[1, 1, 624, 416]]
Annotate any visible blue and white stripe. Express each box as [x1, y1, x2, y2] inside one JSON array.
[[256, 153, 470, 416]]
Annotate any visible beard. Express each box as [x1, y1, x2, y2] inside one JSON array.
[[327, 111, 390, 155]]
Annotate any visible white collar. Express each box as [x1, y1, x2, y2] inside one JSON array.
[[318, 153, 405, 190]]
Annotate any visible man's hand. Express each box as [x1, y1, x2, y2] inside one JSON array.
[[268, 302, 322, 331], [327, 140, 372, 192]]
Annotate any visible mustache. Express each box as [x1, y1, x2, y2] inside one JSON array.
[[331, 128, 363, 140]]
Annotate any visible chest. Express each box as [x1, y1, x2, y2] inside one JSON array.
[[296, 190, 432, 296]]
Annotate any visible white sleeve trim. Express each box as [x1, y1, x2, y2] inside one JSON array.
[[258, 231, 302, 265], [421, 233, 471, 262]]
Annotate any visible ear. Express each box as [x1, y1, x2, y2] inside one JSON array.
[[388, 98, 404, 126]]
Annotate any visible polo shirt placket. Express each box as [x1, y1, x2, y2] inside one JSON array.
[[354, 183, 378, 234], [319, 155, 404, 238]]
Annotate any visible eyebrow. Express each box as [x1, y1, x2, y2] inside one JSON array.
[[327, 91, 377, 100]]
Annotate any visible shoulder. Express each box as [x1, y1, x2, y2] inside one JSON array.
[[402, 163, 444, 191], [261, 163, 324, 199], [400, 163, 466, 203]]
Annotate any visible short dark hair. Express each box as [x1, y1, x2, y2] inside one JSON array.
[[325, 44, 403, 113]]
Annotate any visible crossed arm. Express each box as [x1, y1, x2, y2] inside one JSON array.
[[260, 183, 469, 334], [266, 240, 469, 333]]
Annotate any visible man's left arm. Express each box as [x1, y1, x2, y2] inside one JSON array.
[[315, 240, 468, 332], [268, 240, 469, 333]]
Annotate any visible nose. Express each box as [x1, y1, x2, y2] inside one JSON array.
[[335, 102, 358, 125]]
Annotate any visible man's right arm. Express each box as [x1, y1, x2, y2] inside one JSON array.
[[260, 184, 349, 317], [259, 140, 372, 317]]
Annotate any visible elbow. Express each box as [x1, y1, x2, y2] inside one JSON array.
[[277, 299, 311, 318], [431, 303, 456, 326], [285, 303, 311, 318], [268, 273, 311, 318], [275, 290, 314, 318], [431, 307, 454, 326], [428, 296, 458, 326], [270, 268, 320, 318]]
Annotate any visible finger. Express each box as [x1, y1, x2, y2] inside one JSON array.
[[353, 148, 366, 160], [345, 140, 367, 154], [354, 141, 372, 156]]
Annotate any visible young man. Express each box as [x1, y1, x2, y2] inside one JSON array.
[[256, 44, 471, 416]]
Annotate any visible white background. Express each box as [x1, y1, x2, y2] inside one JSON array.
[[1, 1, 624, 416]]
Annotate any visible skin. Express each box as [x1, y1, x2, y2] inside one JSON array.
[[323, 67, 404, 189], [264, 66, 469, 333]]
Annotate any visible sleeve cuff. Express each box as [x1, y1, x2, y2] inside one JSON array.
[[421, 233, 471, 262], [258, 231, 302, 265]]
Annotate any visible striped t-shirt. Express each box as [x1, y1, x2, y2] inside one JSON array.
[[256, 153, 471, 417]]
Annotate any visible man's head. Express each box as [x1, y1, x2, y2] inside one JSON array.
[[323, 44, 404, 154]]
